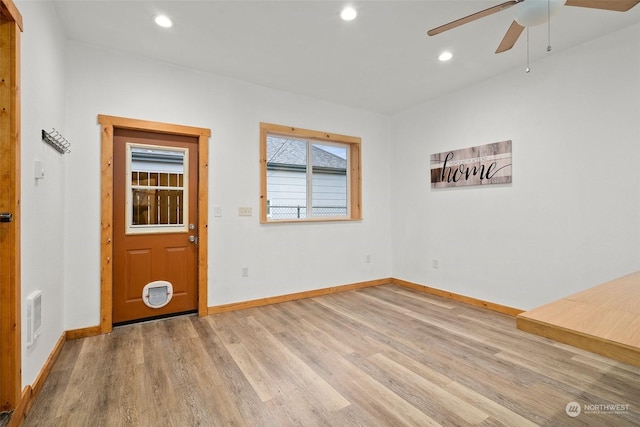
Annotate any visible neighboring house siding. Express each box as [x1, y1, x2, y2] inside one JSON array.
[[267, 169, 307, 207], [312, 173, 347, 207], [267, 170, 347, 218]]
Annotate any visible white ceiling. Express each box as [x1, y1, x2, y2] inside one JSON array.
[[51, 1, 640, 115]]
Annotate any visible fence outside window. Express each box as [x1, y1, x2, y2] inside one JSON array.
[[267, 204, 347, 219]]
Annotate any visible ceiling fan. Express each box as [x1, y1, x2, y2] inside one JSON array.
[[427, 0, 640, 54]]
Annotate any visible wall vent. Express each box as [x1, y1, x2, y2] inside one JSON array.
[[26, 290, 43, 347]]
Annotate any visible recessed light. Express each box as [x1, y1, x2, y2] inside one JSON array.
[[340, 6, 357, 21], [438, 51, 453, 62], [154, 15, 173, 28]]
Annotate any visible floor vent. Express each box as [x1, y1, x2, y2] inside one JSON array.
[[26, 290, 43, 347]]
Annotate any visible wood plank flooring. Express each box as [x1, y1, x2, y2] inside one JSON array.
[[24, 285, 640, 426], [517, 271, 640, 367]]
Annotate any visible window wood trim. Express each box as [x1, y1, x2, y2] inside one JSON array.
[[260, 122, 362, 223], [98, 115, 210, 334]]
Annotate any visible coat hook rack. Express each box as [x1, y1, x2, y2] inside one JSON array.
[[42, 128, 71, 154]]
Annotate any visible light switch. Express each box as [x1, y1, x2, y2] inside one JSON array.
[[34, 160, 45, 180]]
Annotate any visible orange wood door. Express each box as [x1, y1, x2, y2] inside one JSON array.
[[113, 129, 198, 324]]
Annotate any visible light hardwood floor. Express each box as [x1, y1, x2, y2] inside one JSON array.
[[24, 285, 640, 426]]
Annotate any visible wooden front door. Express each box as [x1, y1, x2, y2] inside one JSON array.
[[113, 129, 199, 324]]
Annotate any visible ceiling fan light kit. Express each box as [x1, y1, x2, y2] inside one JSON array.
[[427, 0, 640, 54], [515, 0, 565, 26]]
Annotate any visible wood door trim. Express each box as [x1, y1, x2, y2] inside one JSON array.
[[98, 115, 210, 333], [0, 0, 22, 30], [0, 0, 22, 412]]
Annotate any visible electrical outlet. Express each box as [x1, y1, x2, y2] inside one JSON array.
[[241, 267, 249, 277], [239, 207, 252, 216], [365, 254, 371, 263], [432, 259, 439, 269]]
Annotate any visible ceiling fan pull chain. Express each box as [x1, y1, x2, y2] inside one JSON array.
[[526, 27, 531, 73], [547, 0, 552, 52]]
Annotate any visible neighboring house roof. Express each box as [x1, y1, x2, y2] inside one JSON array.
[[266, 136, 347, 171]]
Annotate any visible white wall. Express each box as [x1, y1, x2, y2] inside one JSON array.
[[63, 42, 392, 329], [18, 0, 67, 386], [391, 23, 640, 311]]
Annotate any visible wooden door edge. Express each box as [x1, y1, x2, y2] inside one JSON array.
[[0, 0, 22, 412]]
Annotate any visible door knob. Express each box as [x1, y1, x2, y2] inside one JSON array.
[[188, 235, 198, 244]]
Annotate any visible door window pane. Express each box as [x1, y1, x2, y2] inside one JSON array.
[[126, 145, 188, 233]]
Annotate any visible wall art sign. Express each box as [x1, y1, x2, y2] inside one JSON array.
[[430, 140, 512, 188]]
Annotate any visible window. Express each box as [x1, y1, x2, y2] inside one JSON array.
[[126, 143, 189, 234], [260, 122, 361, 223]]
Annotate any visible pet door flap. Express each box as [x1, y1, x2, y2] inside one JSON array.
[[142, 280, 174, 309]]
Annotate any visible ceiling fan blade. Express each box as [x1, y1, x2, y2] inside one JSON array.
[[495, 21, 525, 53], [565, 0, 640, 12], [427, 1, 520, 36]]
